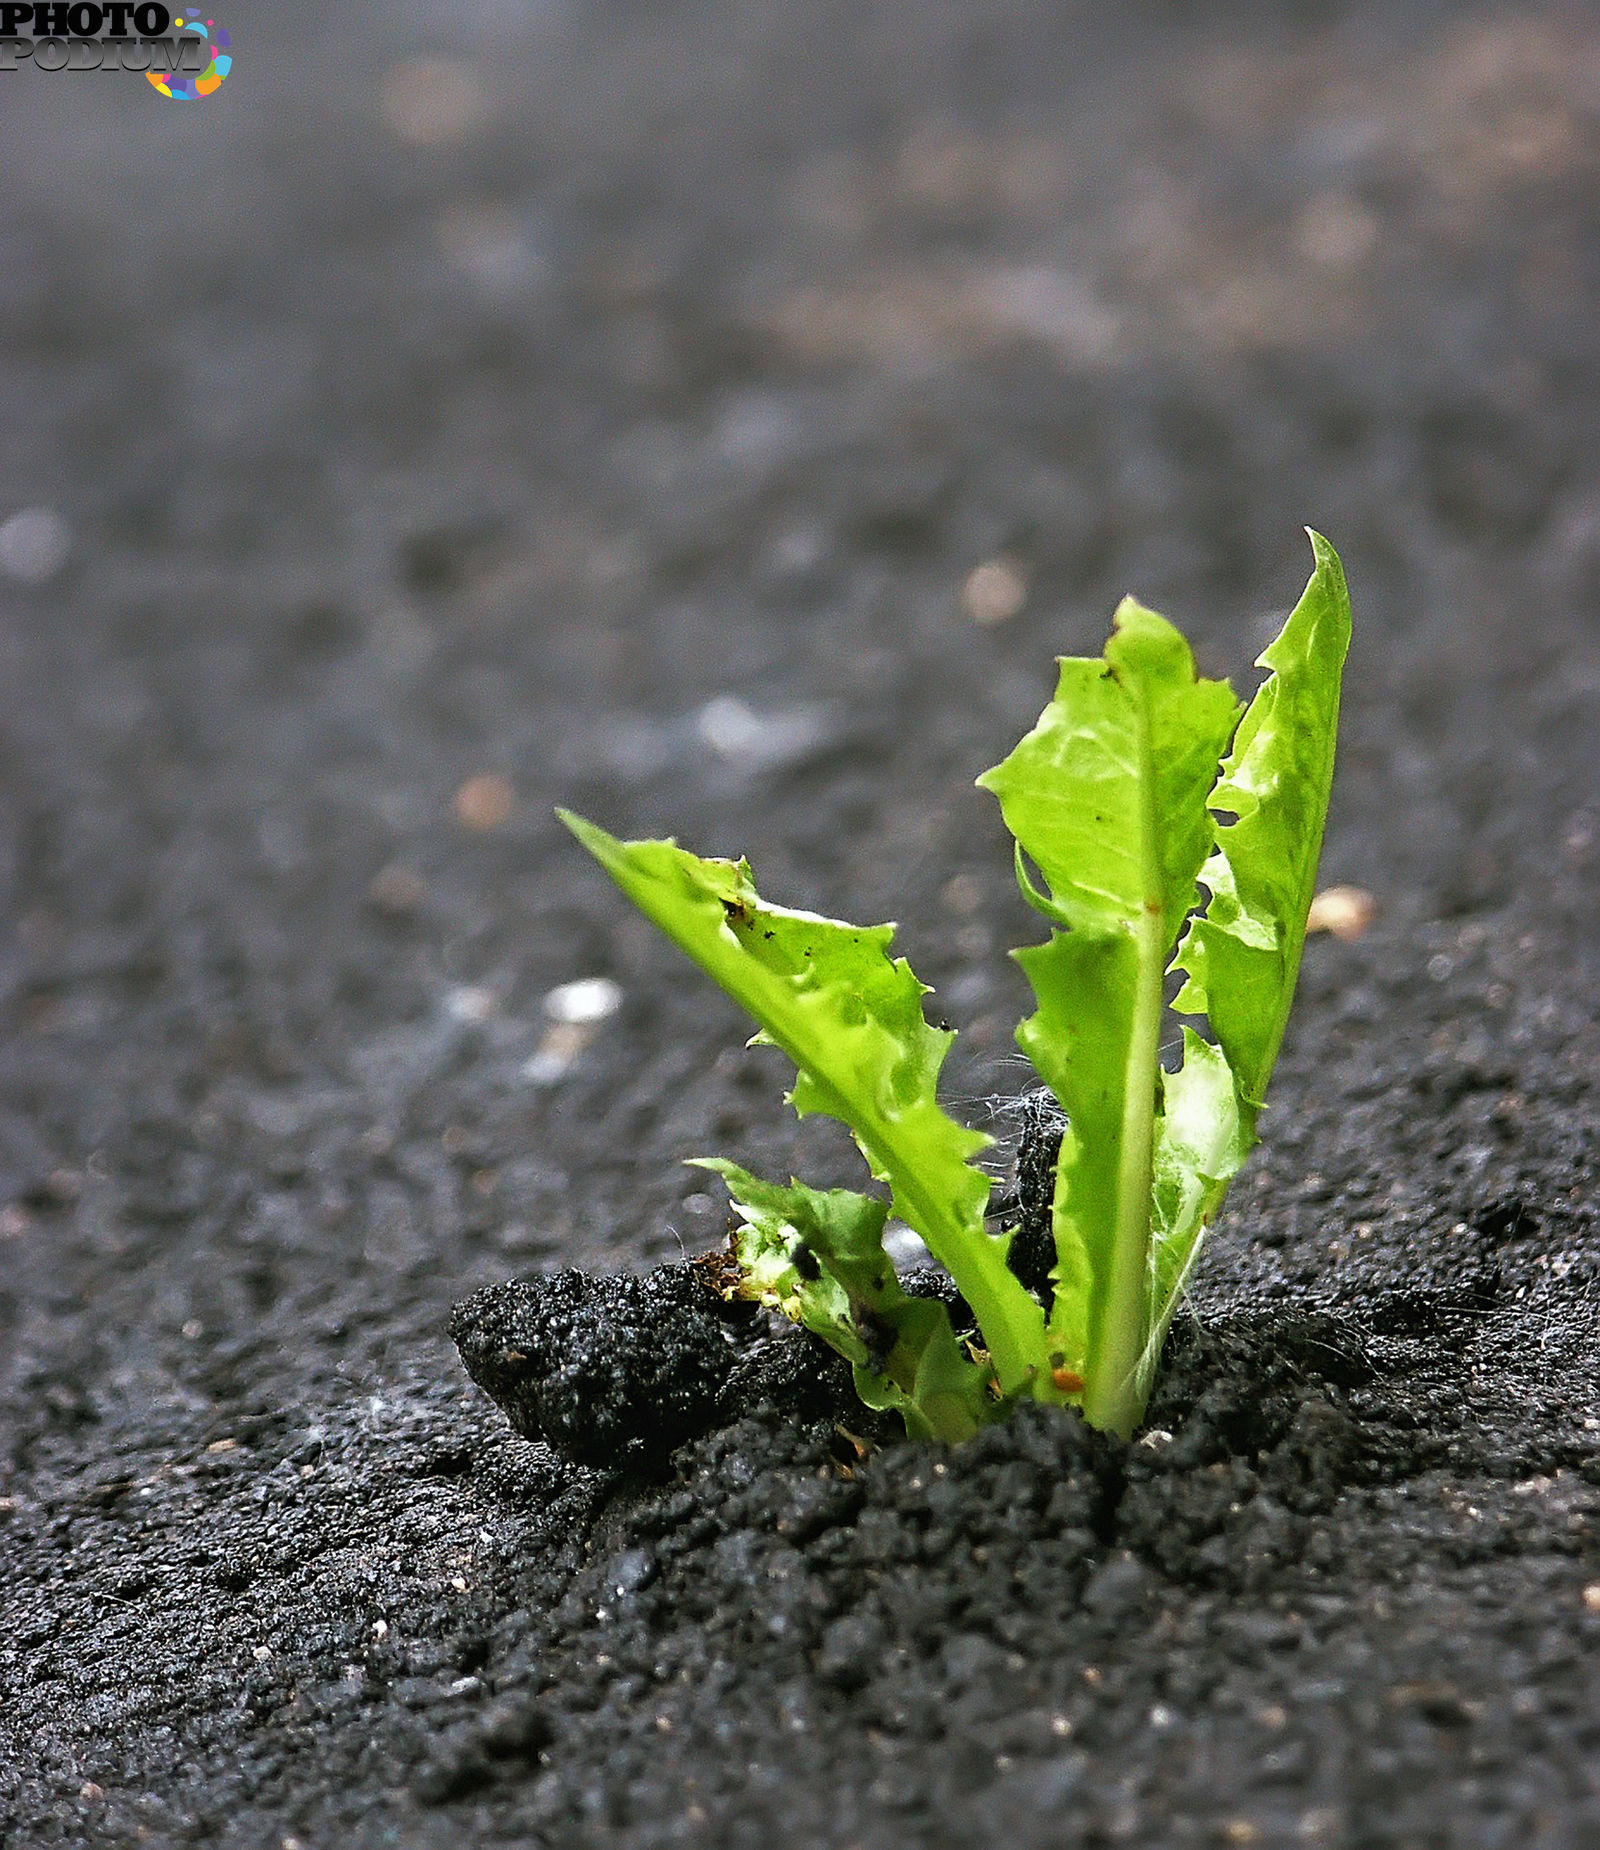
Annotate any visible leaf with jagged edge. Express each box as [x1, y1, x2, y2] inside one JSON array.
[[1171, 532, 1352, 1107], [692, 1158, 993, 1442], [559, 812, 1047, 1396], [977, 601, 1239, 1434], [980, 601, 1242, 948], [1146, 534, 1351, 1389]]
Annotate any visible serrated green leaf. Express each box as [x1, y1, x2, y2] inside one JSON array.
[[691, 1158, 993, 1442], [560, 812, 1047, 1395], [1171, 531, 1352, 1106], [1146, 534, 1351, 1393], [978, 600, 1241, 950], [979, 602, 1239, 1435]]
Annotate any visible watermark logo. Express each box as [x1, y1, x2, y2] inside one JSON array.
[[0, 4, 233, 93], [147, 13, 229, 97]]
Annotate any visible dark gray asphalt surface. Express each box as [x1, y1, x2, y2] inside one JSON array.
[[4, 3, 1600, 1844]]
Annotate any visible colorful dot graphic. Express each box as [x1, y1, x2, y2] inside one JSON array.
[[147, 15, 232, 99]]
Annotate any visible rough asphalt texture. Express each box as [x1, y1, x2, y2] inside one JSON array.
[[449, 1266, 859, 1471], [450, 1267, 741, 1470], [5, 1, 1600, 1845]]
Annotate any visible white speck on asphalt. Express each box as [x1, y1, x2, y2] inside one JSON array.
[[0, 508, 71, 584], [444, 985, 496, 1023], [696, 695, 835, 771], [884, 1222, 930, 1269], [545, 976, 623, 1024]]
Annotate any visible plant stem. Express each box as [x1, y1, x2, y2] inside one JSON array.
[[864, 1145, 1043, 1398], [1080, 901, 1163, 1436]]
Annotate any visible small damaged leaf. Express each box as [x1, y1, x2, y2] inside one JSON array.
[[692, 1159, 994, 1442]]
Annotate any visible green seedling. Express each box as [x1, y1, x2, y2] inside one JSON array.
[[562, 533, 1350, 1440]]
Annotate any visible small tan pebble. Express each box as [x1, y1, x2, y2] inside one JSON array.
[[963, 558, 1028, 627], [253, 1645, 272, 1662], [521, 1020, 595, 1087], [205, 1438, 238, 1455], [453, 773, 515, 831], [1582, 1584, 1600, 1612], [1224, 1822, 1261, 1846], [79, 1783, 104, 1803], [1306, 884, 1374, 940], [0, 1206, 27, 1239], [940, 872, 984, 915], [380, 57, 487, 148], [368, 863, 425, 916], [1293, 191, 1378, 269]]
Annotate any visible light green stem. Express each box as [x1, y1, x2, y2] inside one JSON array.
[[1080, 901, 1163, 1436], [866, 1135, 1041, 1396]]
